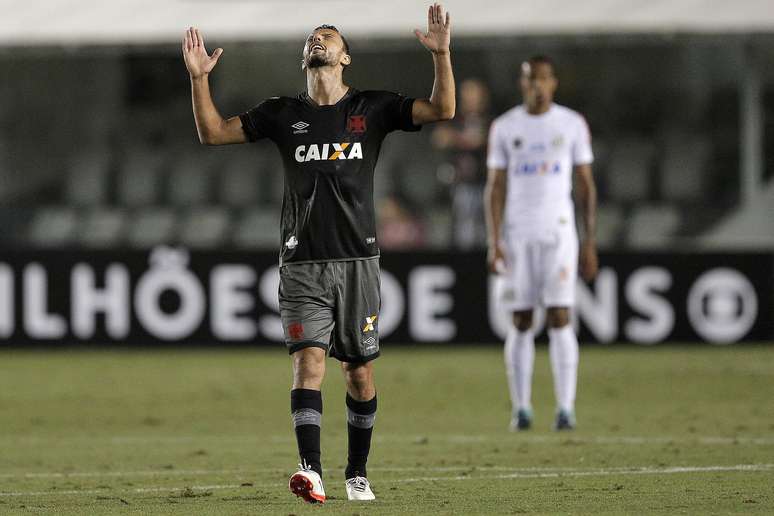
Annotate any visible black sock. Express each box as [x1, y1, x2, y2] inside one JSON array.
[[290, 388, 323, 477], [345, 393, 377, 479]]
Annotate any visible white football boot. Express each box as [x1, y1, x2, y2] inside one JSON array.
[[289, 463, 326, 504], [345, 476, 375, 501]]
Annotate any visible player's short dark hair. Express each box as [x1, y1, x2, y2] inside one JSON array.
[[522, 55, 556, 75], [313, 24, 350, 55]]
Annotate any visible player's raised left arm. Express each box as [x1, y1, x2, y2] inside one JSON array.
[[574, 163, 598, 281], [412, 3, 455, 124]]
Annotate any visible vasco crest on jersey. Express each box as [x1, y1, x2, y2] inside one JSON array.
[[347, 115, 367, 134]]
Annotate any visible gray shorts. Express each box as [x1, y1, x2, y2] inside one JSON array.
[[279, 257, 380, 363]]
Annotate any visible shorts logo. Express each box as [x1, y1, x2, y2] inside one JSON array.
[[347, 115, 367, 134], [362, 315, 377, 333], [363, 336, 377, 352], [288, 322, 304, 340], [291, 121, 309, 134], [285, 236, 298, 249], [559, 266, 569, 282], [513, 138, 522, 149], [294, 142, 363, 162]]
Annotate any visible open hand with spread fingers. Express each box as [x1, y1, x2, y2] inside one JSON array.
[[182, 27, 223, 79], [414, 3, 451, 54]]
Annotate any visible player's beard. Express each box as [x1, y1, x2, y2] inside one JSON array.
[[306, 52, 330, 69]]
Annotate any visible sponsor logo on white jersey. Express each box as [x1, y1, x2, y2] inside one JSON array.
[[294, 142, 363, 163], [515, 160, 561, 175]]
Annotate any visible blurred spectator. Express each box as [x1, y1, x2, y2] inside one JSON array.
[[432, 78, 491, 250], [377, 195, 425, 250]]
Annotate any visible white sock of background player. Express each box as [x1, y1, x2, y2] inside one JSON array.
[[548, 325, 579, 413], [504, 327, 534, 414]]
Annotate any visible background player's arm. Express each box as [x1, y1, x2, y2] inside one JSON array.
[[412, 3, 456, 124], [484, 167, 507, 273], [574, 163, 598, 281], [183, 27, 246, 146]]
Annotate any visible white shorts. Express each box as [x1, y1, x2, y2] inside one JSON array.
[[499, 227, 578, 311]]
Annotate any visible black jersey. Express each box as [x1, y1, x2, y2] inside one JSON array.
[[239, 88, 420, 265]]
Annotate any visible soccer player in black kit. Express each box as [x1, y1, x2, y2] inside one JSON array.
[[182, 3, 454, 503]]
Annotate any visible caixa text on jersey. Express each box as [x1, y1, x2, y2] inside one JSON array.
[[294, 142, 364, 162]]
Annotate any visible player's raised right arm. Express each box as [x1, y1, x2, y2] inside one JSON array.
[[183, 27, 246, 145]]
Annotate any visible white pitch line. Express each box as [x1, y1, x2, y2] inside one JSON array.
[[0, 484, 250, 498], [436, 435, 774, 445], [1, 464, 772, 498], [0, 464, 660, 480], [2, 434, 773, 446], [132, 484, 244, 494], [396, 464, 774, 483], [0, 469, 249, 480]]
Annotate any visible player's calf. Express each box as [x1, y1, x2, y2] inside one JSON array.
[[290, 388, 323, 477]]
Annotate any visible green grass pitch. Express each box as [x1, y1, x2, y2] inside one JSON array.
[[0, 345, 772, 514]]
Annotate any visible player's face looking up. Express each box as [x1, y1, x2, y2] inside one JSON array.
[[520, 60, 557, 114], [302, 27, 351, 71]]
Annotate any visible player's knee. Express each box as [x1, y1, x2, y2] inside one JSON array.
[[512, 310, 533, 332], [342, 362, 373, 398], [547, 307, 570, 328], [292, 348, 326, 385], [343, 364, 369, 387]]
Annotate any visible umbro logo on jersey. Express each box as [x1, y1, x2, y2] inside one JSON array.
[[291, 121, 309, 134], [294, 142, 363, 162]]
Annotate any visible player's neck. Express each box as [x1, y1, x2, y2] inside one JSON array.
[[306, 68, 348, 106], [526, 102, 552, 115]]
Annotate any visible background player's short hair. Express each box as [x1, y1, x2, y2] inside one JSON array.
[[521, 54, 556, 76]]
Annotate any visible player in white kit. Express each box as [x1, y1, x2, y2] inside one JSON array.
[[484, 55, 598, 430]]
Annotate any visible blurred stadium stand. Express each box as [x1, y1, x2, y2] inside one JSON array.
[[0, 1, 773, 252]]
